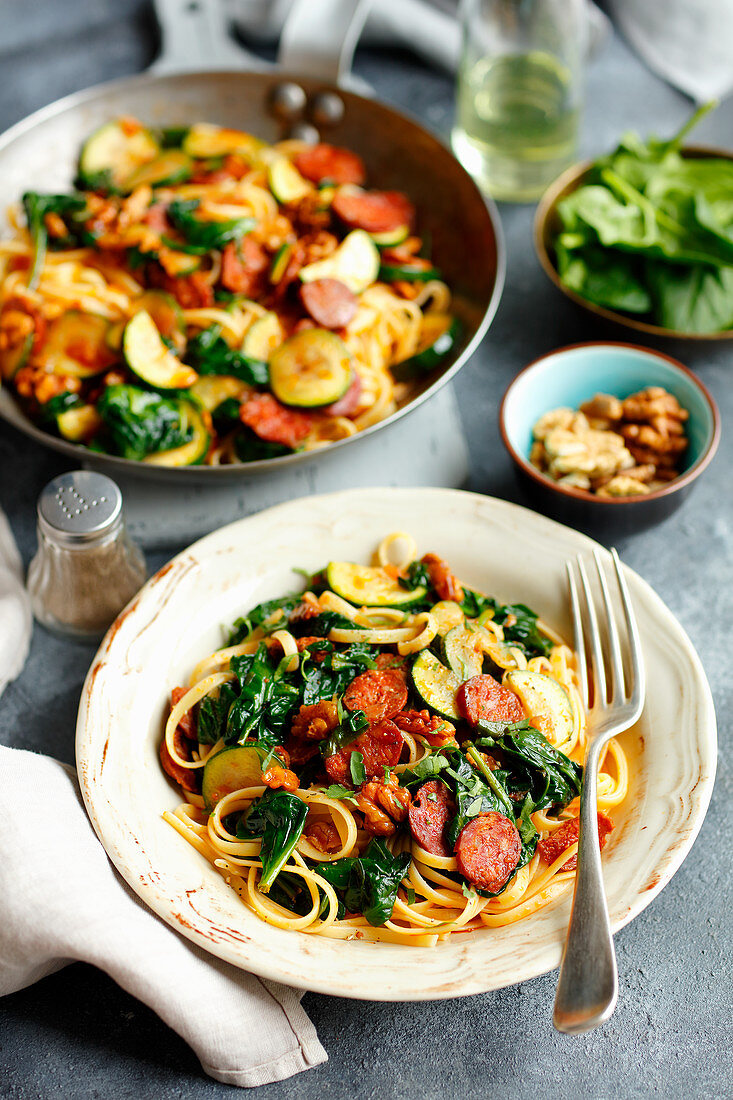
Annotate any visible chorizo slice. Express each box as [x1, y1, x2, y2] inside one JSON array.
[[331, 188, 415, 233], [324, 718, 404, 785], [343, 668, 409, 722], [323, 373, 362, 417], [170, 686, 197, 741], [421, 553, 464, 602], [293, 144, 366, 186], [408, 780, 456, 857], [538, 812, 614, 871], [458, 674, 525, 727], [299, 277, 358, 329], [221, 238, 269, 297], [160, 728, 199, 793], [239, 393, 313, 448], [454, 812, 522, 892]]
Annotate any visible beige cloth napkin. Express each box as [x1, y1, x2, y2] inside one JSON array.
[[0, 510, 326, 1088], [0, 746, 327, 1087]]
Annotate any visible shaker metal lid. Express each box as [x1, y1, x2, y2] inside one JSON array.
[[38, 471, 122, 544]]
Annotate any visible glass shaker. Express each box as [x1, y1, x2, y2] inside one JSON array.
[[27, 471, 146, 642], [452, 0, 585, 202]]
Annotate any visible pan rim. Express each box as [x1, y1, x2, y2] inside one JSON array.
[[0, 68, 505, 480]]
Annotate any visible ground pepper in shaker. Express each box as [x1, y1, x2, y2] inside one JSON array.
[[27, 471, 146, 641]]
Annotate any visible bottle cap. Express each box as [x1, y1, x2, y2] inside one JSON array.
[[37, 471, 123, 547]]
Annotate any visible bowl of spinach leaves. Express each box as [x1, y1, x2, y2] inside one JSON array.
[[535, 104, 733, 338]]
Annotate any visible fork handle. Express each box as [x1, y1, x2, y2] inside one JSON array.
[[553, 741, 618, 1034]]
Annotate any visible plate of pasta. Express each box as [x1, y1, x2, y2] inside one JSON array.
[[0, 102, 500, 476], [76, 488, 716, 998]]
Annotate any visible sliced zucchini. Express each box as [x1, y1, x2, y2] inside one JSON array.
[[326, 561, 427, 608], [105, 321, 124, 352], [183, 124, 265, 160], [379, 260, 441, 282], [370, 225, 410, 248], [133, 291, 186, 353], [242, 313, 284, 362], [270, 243, 293, 284], [190, 374, 248, 411], [300, 230, 379, 295], [0, 330, 32, 381], [56, 404, 103, 442], [269, 329, 352, 408], [442, 626, 484, 682], [202, 745, 264, 812], [123, 150, 193, 190], [392, 315, 460, 381], [123, 310, 197, 390], [143, 400, 210, 466], [38, 311, 112, 378], [503, 671, 574, 745], [267, 157, 312, 204], [411, 650, 461, 721], [78, 120, 159, 191]]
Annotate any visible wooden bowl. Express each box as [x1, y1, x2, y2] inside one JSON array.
[[534, 146, 733, 342]]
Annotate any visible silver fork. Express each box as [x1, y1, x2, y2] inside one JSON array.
[[553, 548, 645, 1034]]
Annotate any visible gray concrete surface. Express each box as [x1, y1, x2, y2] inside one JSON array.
[[0, 3, 731, 1098]]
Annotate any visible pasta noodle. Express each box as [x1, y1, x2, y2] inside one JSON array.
[[160, 534, 629, 945]]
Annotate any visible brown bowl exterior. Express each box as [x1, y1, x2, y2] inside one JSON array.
[[534, 147, 733, 342]]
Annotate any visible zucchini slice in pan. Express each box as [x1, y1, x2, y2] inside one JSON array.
[[123, 310, 197, 390], [143, 400, 210, 467], [268, 329, 352, 408], [78, 120, 159, 191], [300, 230, 379, 294]]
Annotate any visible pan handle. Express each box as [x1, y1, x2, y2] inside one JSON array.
[[150, 0, 267, 73], [278, 0, 373, 88]]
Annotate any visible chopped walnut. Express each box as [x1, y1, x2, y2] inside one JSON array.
[[291, 699, 339, 741], [355, 773, 411, 836], [531, 386, 689, 498], [304, 821, 341, 853]]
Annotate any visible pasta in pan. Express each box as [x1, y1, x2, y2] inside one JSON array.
[[161, 534, 627, 946], [0, 118, 458, 466]]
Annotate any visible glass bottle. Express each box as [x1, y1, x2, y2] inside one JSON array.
[[27, 471, 146, 642], [452, 0, 585, 202]]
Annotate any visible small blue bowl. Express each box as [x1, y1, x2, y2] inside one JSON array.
[[499, 342, 720, 534]]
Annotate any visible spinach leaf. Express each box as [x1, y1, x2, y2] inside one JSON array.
[[22, 192, 89, 289], [197, 681, 239, 744], [443, 752, 512, 849], [97, 385, 192, 460], [321, 706, 369, 758], [460, 591, 552, 660], [227, 644, 301, 747], [301, 643, 377, 706], [228, 595, 304, 644], [514, 793, 539, 870], [556, 242, 652, 313], [646, 259, 733, 333], [314, 838, 411, 926], [234, 431, 292, 462], [399, 560, 432, 592], [239, 789, 308, 891], [186, 326, 269, 386], [476, 720, 581, 810], [169, 199, 256, 251], [398, 751, 450, 788]]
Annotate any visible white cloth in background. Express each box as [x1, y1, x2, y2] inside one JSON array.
[[0, 512, 325, 1088], [0, 509, 31, 699], [228, 0, 733, 101], [0, 747, 327, 1087]]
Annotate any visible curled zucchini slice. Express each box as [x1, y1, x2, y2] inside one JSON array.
[[143, 400, 210, 467], [38, 311, 112, 379], [189, 375, 248, 412], [411, 650, 461, 720], [182, 125, 265, 160], [123, 310, 197, 390], [56, 404, 103, 442], [124, 150, 193, 190], [503, 670, 574, 745], [267, 157, 312, 204], [442, 625, 484, 682], [78, 120, 159, 191], [241, 312, 284, 362], [268, 329, 352, 408], [392, 314, 460, 381], [300, 230, 379, 295], [202, 745, 264, 812], [326, 561, 427, 608]]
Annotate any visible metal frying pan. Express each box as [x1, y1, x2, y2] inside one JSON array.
[[0, 0, 504, 482]]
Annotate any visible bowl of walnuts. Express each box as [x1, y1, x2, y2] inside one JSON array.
[[499, 342, 720, 534]]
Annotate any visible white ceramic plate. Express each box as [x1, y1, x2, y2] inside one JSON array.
[[76, 488, 717, 1000]]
